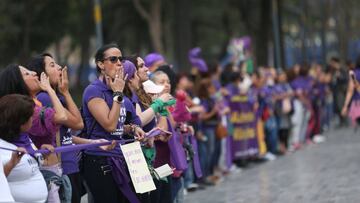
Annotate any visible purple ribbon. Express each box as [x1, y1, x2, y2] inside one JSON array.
[[26, 139, 135, 156], [190, 135, 203, 178], [145, 128, 172, 138]]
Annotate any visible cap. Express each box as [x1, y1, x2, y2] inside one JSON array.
[[144, 53, 165, 68], [142, 80, 165, 94]]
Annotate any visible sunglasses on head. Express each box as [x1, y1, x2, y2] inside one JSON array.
[[102, 56, 125, 64]]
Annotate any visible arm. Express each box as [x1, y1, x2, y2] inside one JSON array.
[[342, 76, 355, 116], [38, 73, 67, 123], [135, 93, 173, 126], [4, 148, 26, 176], [136, 104, 156, 126], [58, 67, 84, 130], [88, 69, 126, 132], [88, 98, 121, 132]]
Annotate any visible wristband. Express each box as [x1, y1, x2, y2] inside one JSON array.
[[150, 99, 165, 113]]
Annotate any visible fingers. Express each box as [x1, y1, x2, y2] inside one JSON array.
[[118, 65, 124, 79], [109, 140, 117, 150], [62, 66, 68, 80]]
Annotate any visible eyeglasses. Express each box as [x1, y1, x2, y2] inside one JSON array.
[[102, 56, 125, 64]]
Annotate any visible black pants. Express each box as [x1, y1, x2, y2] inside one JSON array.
[[82, 154, 129, 203], [67, 172, 86, 203], [150, 177, 172, 203], [278, 129, 290, 149]]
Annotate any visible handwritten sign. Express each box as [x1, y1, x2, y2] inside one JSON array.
[[121, 141, 156, 194]]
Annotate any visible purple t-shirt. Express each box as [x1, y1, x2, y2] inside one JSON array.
[[37, 92, 79, 175], [82, 79, 136, 157]]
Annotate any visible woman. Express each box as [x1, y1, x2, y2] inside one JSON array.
[[0, 64, 69, 202], [122, 58, 174, 203], [151, 70, 190, 203], [0, 94, 48, 203], [82, 44, 145, 203], [26, 53, 85, 203], [342, 56, 360, 126], [274, 71, 293, 153]]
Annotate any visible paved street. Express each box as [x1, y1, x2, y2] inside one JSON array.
[[185, 127, 360, 203]]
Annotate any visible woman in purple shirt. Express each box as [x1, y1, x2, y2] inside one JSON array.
[[0, 64, 69, 202], [27, 53, 85, 203], [81, 44, 144, 203]]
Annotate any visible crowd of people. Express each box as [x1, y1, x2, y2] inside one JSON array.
[[0, 43, 357, 203]]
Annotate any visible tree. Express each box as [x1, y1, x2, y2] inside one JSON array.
[[132, 0, 164, 54]]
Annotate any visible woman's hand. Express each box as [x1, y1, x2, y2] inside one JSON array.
[[341, 106, 348, 117], [134, 126, 145, 141], [4, 147, 27, 176], [39, 72, 53, 92], [93, 139, 117, 151], [9, 147, 26, 166], [40, 144, 55, 152], [158, 93, 173, 103], [58, 66, 69, 94], [106, 68, 127, 92]]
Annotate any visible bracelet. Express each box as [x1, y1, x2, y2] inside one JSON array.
[[130, 124, 141, 134], [113, 91, 123, 97]]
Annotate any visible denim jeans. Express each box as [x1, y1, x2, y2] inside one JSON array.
[[265, 116, 278, 154]]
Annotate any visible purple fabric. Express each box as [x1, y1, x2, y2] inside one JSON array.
[[123, 60, 136, 80], [145, 129, 171, 139], [188, 47, 208, 72], [200, 98, 218, 127], [226, 84, 258, 159], [12, 133, 36, 154], [190, 135, 202, 178], [290, 76, 313, 95], [82, 79, 127, 156], [27, 106, 58, 148], [37, 92, 79, 175], [29, 139, 134, 155], [225, 136, 233, 169], [166, 119, 188, 171], [212, 79, 222, 91], [144, 53, 165, 67], [108, 156, 140, 203]]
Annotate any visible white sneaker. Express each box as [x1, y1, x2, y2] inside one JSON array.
[[264, 152, 277, 161], [187, 183, 199, 190], [183, 188, 188, 196], [313, 134, 326, 143], [229, 165, 242, 173]]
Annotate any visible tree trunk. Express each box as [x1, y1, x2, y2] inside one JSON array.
[[254, 0, 271, 67], [173, 0, 191, 71]]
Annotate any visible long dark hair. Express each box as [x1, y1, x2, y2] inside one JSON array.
[[0, 64, 30, 97], [126, 55, 152, 108], [0, 94, 34, 142], [26, 53, 53, 77]]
